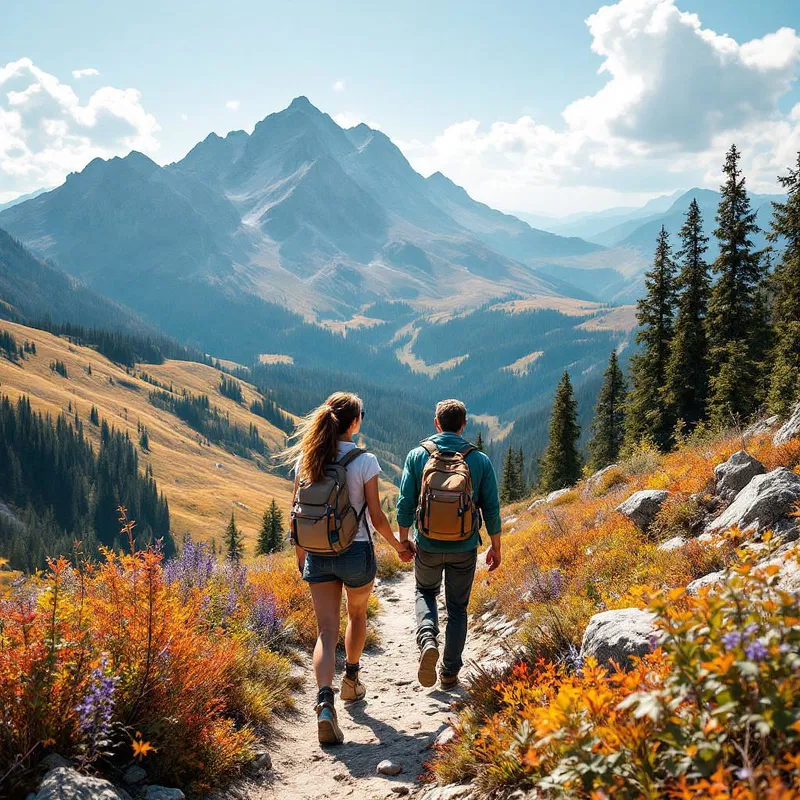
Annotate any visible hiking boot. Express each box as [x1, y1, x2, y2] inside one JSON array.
[[340, 674, 366, 702], [417, 640, 440, 688], [316, 701, 344, 745], [439, 671, 460, 691]]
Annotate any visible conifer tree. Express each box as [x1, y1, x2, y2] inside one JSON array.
[[539, 371, 581, 492], [475, 431, 485, 452], [664, 199, 710, 430], [624, 226, 677, 450], [513, 448, 526, 500], [707, 144, 765, 426], [256, 498, 285, 555], [768, 151, 800, 417], [500, 446, 518, 504], [589, 350, 627, 470], [225, 512, 244, 562]]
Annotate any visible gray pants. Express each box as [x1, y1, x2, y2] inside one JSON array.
[[415, 548, 478, 676]]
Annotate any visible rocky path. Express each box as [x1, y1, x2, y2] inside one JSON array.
[[242, 569, 477, 800]]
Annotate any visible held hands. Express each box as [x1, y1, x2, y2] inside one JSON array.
[[396, 538, 417, 563], [485, 545, 502, 572]]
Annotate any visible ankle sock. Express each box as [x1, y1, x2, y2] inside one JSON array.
[[317, 686, 334, 707], [345, 661, 360, 680]]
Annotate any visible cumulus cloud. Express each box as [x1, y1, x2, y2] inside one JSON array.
[[332, 80, 345, 92], [225, 99, 240, 111], [72, 68, 100, 79], [334, 110, 381, 130], [0, 58, 159, 203], [400, 0, 800, 213]]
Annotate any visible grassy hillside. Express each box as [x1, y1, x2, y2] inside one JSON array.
[[0, 320, 294, 548]]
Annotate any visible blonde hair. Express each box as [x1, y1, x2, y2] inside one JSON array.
[[280, 392, 363, 483]]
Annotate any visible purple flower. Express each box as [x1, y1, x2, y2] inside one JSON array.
[[523, 568, 565, 604], [745, 640, 768, 662], [736, 767, 753, 780], [249, 592, 283, 645], [743, 622, 759, 638], [722, 631, 742, 649], [75, 655, 118, 761], [164, 537, 215, 595]]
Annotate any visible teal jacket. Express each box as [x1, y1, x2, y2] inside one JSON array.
[[396, 432, 502, 553]]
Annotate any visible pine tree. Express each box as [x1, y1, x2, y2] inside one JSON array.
[[513, 448, 526, 500], [707, 144, 765, 426], [624, 226, 677, 450], [90, 406, 100, 426], [768, 151, 800, 417], [664, 199, 710, 431], [589, 350, 627, 470], [256, 498, 285, 555], [475, 431, 485, 452], [139, 428, 149, 451], [539, 371, 581, 493], [225, 512, 244, 562], [500, 446, 518, 504]]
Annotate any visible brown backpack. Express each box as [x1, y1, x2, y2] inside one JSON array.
[[290, 449, 368, 555], [416, 440, 477, 541]]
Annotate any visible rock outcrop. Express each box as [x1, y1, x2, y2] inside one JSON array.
[[584, 464, 622, 496], [658, 535, 686, 552], [616, 490, 670, 531], [35, 768, 129, 800], [714, 450, 765, 501], [774, 404, 800, 446], [579, 608, 658, 667], [704, 468, 800, 536]]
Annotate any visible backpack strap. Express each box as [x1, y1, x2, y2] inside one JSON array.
[[337, 447, 367, 468], [459, 444, 476, 458], [420, 439, 438, 456]]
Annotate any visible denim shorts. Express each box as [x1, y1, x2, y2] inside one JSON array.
[[302, 541, 377, 588]]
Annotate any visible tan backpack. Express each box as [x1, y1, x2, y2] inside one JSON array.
[[416, 440, 477, 541], [290, 449, 368, 555]]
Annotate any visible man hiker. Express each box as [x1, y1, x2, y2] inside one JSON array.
[[396, 399, 502, 690]]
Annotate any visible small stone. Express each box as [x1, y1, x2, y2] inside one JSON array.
[[123, 765, 147, 784], [253, 752, 272, 771], [657, 535, 686, 552], [391, 788, 410, 796], [435, 726, 457, 747], [377, 759, 403, 776], [145, 787, 185, 800]]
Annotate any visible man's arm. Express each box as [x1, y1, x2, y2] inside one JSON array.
[[477, 455, 502, 571], [396, 450, 418, 544]]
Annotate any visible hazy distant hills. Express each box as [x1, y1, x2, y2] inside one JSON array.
[[0, 96, 620, 355]]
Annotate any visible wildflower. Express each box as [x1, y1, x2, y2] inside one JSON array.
[[132, 732, 157, 760], [744, 640, 768, 662], [736, 767, 753, 780], [721, 631, 742, 649], [249, 592, 283, 645], [75, 655, 118, 761]]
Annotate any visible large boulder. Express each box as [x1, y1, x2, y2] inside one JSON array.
[[584, 464, 622, 496], [704, 468, 800, 536], [744, 415, 780, 438], [686, 570, 725, 595], [35, 768, 129, 800], [658, 535, 686, 552], [579, 608, 658, 667], [616, 490, 670, 531], [774, 404, 800, 446], [714, 451, 765, 501]]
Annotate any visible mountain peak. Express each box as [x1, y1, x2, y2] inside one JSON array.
[[288, 95, 317, 112]]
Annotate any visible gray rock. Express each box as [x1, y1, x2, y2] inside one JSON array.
[[502, 515, 519, 526], [579, 607, 658, 667], [435, 726, 457, 747], [418, 786, 476, 800], [744, 415, 780, 438], [714, 451, 765, 501], [756, 548, 800, 593], [253, 751, 272, 771], [686, 570, 725, 595], [39, 754, 71, 772], [584, 464, 621, 496], [145, 788, 185, 800], [546, 487, 572, 504], [391, 788, 411, 796], [774, 404, 800, 446], [35, 768, 127, 800], [704, 468, 800, 536], [122, 765, 147, 785], [658, 535, 686, 552], [616, 490, 670, 531], [526, 498, 546, 512], [377, 759, 403, 776]]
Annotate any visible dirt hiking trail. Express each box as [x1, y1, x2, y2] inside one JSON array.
[[244, 568, 480, 800]]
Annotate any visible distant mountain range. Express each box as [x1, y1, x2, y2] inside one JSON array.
[[0, 96, 628, 359]]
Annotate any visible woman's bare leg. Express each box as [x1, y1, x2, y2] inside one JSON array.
[[343, 581, 373, 666], [309, 581, 343, 689]]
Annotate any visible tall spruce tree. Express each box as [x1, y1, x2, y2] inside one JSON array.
[[256, 498, 285, 555], [539, 371, 581, 492], [588, 350, 627, 470], [768, 151, 800, 417], [513, 448, 527, 500], [664, 199, 710, 430], [624, 226, 677, 450], [225, 512, 244, 562], [707, 144, 765, 426], [500, 446, 518, 504], [475, 432, 485, 452]]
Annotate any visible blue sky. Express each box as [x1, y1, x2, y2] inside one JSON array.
[[2, 0, 799, 213]]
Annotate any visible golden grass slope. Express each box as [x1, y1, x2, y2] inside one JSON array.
[[0, 320, 294, 550]]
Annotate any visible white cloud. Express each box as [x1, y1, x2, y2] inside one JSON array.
[[225, 99, 240, 111], [332, 80, 345, 92], [334, 110, 381, 130], [72, 68, 100, 79], [399, 0, 800, 214], [0, 57, 159, 203], [180, 112, 189, 121]]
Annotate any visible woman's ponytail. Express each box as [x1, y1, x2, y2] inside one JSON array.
[[279, 392, 363, 483]]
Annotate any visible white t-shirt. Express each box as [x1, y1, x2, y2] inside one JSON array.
[[296, 442, 382, 543]]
